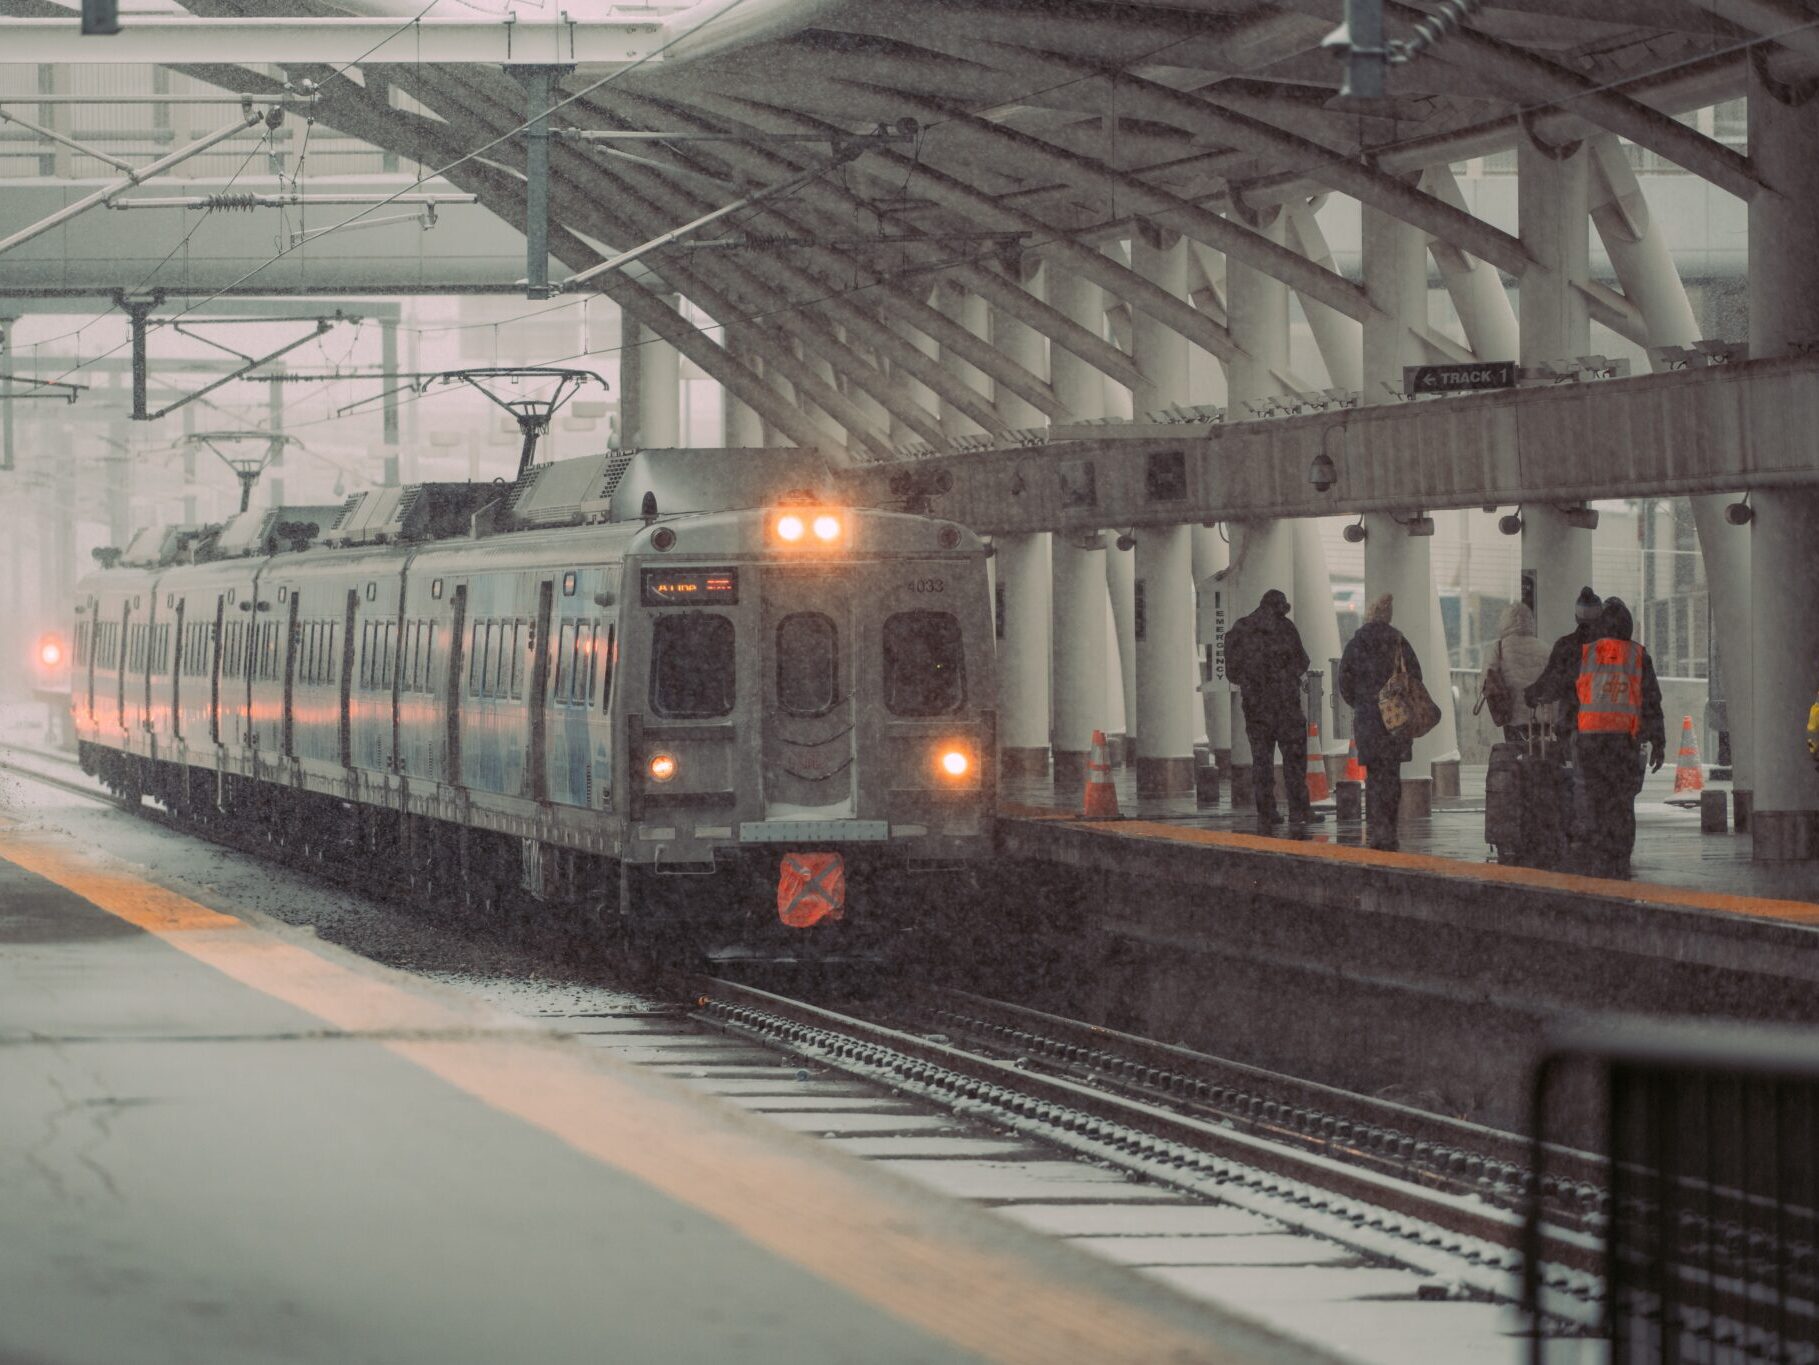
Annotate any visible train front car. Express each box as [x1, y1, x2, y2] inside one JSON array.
[[618, 494, 996, 961]]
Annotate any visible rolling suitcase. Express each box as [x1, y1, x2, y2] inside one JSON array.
[[1486, 727, 1568, 869]]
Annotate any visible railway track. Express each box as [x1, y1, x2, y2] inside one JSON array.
[[687, 976, 1607, 1325]]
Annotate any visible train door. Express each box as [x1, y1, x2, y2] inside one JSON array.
[[209, 595, 224, 743], [171, 599, 185, 743], [339, 589, 356, 768], [84, 597, 98, 721], [760, 568, 855, 818], [527, 580, 553, 801], [445, 583, 467, 783], [282, 591, 300, 756], [116, 600, 131, 734]]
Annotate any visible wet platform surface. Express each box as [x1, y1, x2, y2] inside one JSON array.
[[1009, 762, 1818, 911], [0, 821, 1320, 1365]]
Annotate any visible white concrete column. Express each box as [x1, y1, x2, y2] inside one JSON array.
[[1422, 165, 1520, 363], [1292, 520, 1344, 755], [721, 335, 768, 448], [626, 297, 683, 448], [1517, 136, 1595, 642], [1132, 525, 1196, 796], [1225, 205, 1292, 791], [1105, 540, 1138, 759], [988, 264, 1054, 778], [1046, 268, 1111, 790], [1192, 527, 1230, 755], [1051, 532, 1109, 794], [935, 282, 992, 440], [1362, 202, 1453, 810], [1284, 201, 1364, 393], [995, 532, 1052, 779], [1128, 225, 1196, 794], [1746, 67, 1819, 857], [1045, 268, 1108, 423]]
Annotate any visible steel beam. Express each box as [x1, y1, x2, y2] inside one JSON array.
[[0, 18, 659, 66]]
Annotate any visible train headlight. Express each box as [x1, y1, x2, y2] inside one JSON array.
[[775, 514, 806, 543], [939, 748, 970, 778], [36, 634, 64, 668], [648, 753, 678, 782], [812, 513, 841, 543]]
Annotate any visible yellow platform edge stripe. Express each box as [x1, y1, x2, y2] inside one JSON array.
[[1004, 810, 1819, 928], [0, 829, 1271, 1365]]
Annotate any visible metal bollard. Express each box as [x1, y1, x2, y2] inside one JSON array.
[[1700, 788, 1728, 834]]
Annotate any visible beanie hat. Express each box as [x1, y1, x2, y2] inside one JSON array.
[[1573, 586, 1601, 623]]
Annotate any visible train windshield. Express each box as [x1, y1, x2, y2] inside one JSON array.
[[650, 613, 735, 718], [776, 612, 838, 716], [882, 610, 965, 716]]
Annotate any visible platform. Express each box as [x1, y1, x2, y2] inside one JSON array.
[[0, 820, 1325, 1365], [990, 764, 1819, 1135]]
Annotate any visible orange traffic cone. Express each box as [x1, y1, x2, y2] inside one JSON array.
[[1305, 721, 1331, 802], [1673, 715, 1704, 793], [1081, 729, 1121, 818], [1342, 736, 1367, 782]]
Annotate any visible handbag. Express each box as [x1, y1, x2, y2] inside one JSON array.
[[1379, 644, 1443, 742], [1476, 641, 1515, 728]]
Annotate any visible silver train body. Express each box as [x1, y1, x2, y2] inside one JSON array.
[[69, 449, 996, 951]]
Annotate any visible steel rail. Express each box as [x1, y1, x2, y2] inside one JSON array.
[[687, 974, 1607, 1316]]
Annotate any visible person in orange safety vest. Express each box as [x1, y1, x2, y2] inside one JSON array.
[[1573, 597, 1665, 879]]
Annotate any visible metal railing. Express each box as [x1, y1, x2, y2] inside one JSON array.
[[1526, 1024, 1819, 1364]]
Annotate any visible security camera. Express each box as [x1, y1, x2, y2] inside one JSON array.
[[1115, 532, 1136, 551], [1405, 515, 1436, 537], [1725, 499, 1754, 526], [1342, 520, 1367, 544], [1307, 453, 1337, 493], [1562, 505, 1600, 531], [1498, 513, 1524, 536]]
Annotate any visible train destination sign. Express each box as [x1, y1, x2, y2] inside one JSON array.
[[642, 566, 739, 605], [1403, 360, 1517, 395]]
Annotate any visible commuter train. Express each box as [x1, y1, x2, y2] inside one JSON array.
[[69, 448, 997, 959]]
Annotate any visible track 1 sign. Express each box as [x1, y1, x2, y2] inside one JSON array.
[[1403, 360, 1517, 395]]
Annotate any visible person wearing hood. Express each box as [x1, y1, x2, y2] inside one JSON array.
[[1338, 593, 1419, 852], [1524, 585, 1604, 730], [1224, 588, 1323, 831], [1481, 601, 1555, 742], [1574, 596, 1666, 878]]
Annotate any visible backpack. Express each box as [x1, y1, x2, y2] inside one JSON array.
[[1476, 641, 1515, 728]]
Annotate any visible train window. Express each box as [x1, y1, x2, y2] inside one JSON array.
[[600, 625, 616, 713], [416, 621, 432, 692], [468, 622, 484, 696], [650, 614, 734, 719], [882, 611, 966, 716], [553, 622, 574, 700], [489, 622, 509, 698], [383, 622, 396, 687], [508, 621, 524, 699], [572, 623, 597, 704], [777, 612, 838, 717]]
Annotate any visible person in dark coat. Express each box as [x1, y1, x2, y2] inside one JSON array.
[[1573, 597, 1666, 879], [1338, 593, 1420, 852], [1524, 585, 1605, 733], [1223, 588, 1322, 831]]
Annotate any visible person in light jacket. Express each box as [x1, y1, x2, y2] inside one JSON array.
[[1481, 602, 1555, 742]]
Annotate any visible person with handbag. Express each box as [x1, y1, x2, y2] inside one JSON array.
[[1478, 602, 1554, 741], [1338, 593, 1436, 852]]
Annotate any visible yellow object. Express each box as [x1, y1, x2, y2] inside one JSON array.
[[1807, 697, 1819, 767]]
